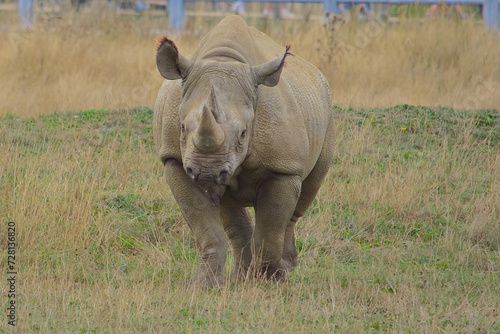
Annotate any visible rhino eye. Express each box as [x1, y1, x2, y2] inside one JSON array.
[[240, 130, 246, 138], [181, 124, 185, 132]]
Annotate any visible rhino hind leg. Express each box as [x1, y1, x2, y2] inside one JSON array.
[[282, 159, 333, 267], [164, 159, 228, 288], [282, 216, 299, 268], [283, 115, 336, 268], [282, 168, 330, 268], [220, 207, 254, 280]]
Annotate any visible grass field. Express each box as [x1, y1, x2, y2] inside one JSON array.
[[2, 105, 499, 332], [1, 9, 500, 333]]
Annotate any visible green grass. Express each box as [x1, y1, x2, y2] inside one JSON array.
[[1, 106, 499, 332]]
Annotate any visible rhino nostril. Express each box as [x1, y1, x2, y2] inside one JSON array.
[[217, 170, 228, 183], [186, 167, 196, 180]]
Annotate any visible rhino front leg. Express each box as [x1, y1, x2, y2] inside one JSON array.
[[253, 174, 301, 281], [164, 159, 228, 288], [220, 207, 253, 280]]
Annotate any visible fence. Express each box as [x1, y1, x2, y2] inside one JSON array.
[[168, 0, 499, 30], [14, 0, 499, 29]]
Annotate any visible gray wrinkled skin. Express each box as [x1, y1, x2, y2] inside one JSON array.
[[153, 16, 334, 288]]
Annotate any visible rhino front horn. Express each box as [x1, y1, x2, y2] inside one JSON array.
[[194, 106, 225, 152]]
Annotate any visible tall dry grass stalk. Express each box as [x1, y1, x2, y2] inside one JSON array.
[[1, 11, 499, 117]]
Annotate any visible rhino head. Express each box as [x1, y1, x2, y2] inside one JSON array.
[[156, 36, 291, 190]]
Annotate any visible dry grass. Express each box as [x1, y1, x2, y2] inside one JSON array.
[[1, 9, 499, 117], [1, 9, 500, 333]]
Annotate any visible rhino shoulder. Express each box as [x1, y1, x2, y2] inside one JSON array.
[[153, 80, 183, 163]]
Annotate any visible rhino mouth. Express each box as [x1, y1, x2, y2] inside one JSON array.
[[194, 175, 222, 190], [184, 163, 232, 191]]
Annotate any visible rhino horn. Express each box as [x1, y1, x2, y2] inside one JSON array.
[[156, 36, 193, 80], [194, 106, 225, 152], [210, 86, 226, 123], [253, 44, 293, 87]]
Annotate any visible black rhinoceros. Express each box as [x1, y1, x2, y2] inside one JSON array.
[[153, 15, 334, 287]]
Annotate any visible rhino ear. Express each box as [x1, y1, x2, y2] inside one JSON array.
[[156, 36, 193, 80], [253, 44, 293, 87]]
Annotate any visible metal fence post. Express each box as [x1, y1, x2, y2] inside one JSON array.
[[18, 0, 34, 29], [324, 0, 340, 15], [484, 0, 499, 28], [169, 0, 185, 31]]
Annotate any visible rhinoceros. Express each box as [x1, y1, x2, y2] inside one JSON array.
[[153, 15, 334, 287]]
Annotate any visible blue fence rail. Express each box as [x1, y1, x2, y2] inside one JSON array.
[[168, 0, 499, 30]]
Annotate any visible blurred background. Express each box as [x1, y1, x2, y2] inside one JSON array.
[[1, 0, 499, 117]]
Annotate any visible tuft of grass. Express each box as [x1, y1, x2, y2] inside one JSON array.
[[1, 105, 499, 332]]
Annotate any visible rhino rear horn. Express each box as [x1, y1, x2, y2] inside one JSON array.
[[253, 44, 293, 87], [156, 36, 193, 80], [194, 106, 225, 152], [210, 87, 226, 123]]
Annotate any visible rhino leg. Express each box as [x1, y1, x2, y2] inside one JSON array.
[[282, 168, 330, 268], [282, 166, 332, 268], [253, 174, 301, 281], [283, 116, 336, 268], [282, 216, 299, 268], [164, 159, 228, 288], [220, 207, 253, 280]]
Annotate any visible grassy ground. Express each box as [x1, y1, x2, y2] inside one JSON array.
[[1, 105, 499, 332]]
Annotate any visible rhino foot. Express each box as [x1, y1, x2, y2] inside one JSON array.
[[257, 259, 292, 282], [282, 249, 298, 268]]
